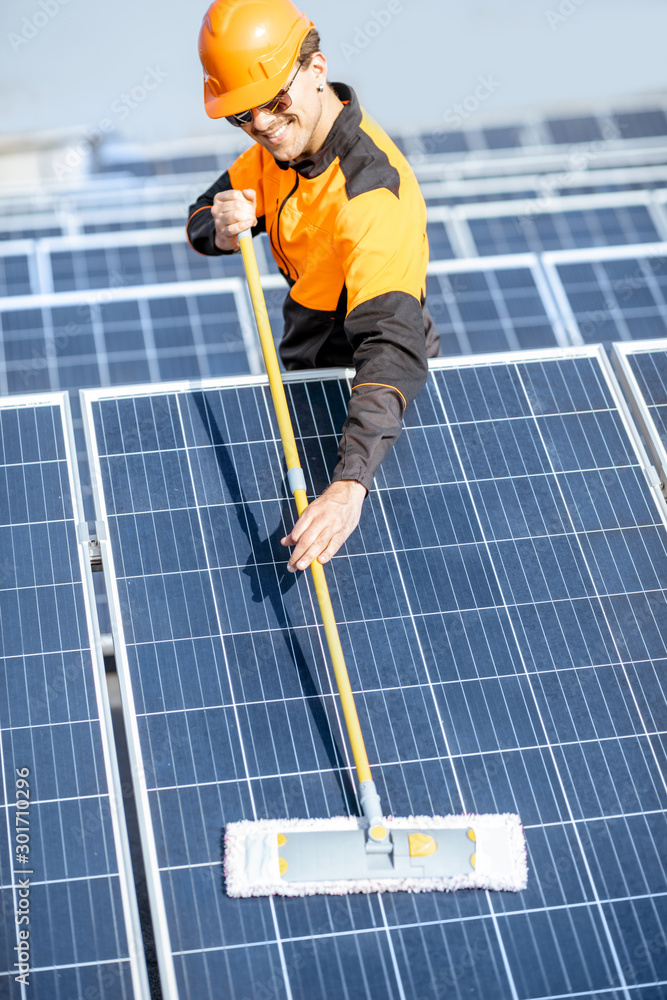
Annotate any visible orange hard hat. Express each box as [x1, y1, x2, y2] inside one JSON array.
[[198, 0, 315, 119]]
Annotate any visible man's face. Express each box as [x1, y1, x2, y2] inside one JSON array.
[[240, 58, 326, 162]]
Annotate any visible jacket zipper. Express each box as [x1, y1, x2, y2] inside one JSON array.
[[270, 174, 300, 281]]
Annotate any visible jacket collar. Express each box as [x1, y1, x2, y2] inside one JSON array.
[[275, 83, 362, 179]]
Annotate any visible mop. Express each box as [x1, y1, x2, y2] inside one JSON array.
[[224, 230, 527, 897]]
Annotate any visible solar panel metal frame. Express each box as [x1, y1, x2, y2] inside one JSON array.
[[541, 240, 667, 346], [80, 344, 667, 1000], [612, 337, 667, 492], [0, 390, 150, 998]]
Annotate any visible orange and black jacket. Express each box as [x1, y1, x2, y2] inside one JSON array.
[[187, 84, 439, 491]]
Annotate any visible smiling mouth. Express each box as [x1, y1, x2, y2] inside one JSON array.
[[256, 119, 292, 143]]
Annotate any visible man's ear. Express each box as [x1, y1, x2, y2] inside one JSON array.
[[307, 51, 328, 87]]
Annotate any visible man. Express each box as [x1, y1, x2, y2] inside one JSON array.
[[187, 0, 439, 573]]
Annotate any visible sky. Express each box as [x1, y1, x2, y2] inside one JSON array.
[[1, 0, 666, 149]]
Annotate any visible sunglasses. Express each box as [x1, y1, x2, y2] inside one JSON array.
[[226, 64, 301, 127]]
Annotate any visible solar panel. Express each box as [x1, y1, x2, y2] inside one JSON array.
[[542, 243, 667, 345], [414, 106, 665, 157], [0, 227, 62, 243], [49, 233, 246, 293], [82, 217, 185, 235], [412, 141, 667, 191], [0, 253, 574, 398], [426, 220, 456, 259], [0, 280, 256, 395], [426, 256, 568, 355], [82, 346, 667, 1000], [612, 339, 667, 490], [95, 153, 223, 177], [0, 392, 149, 999], [0, 254, 33, 297], [427, 194, 666, 260], [545, 116, 604, 145], [421, 170, 667, 208], [612, 109, 667, 141], [467, 204, 661, 256], [416, 130, 470, 156], [30, 228, 280, 292], [481, 125, 524, 150]]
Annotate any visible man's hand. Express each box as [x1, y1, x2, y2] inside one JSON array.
[[281, 480, 366, 572], [211, 189, 257, 251]]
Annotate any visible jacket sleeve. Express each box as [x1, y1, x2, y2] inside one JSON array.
[[186, 146, 267, 257], [331, 188, 430, 491]]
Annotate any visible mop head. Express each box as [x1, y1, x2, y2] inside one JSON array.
[[225, 813, 527, 897]]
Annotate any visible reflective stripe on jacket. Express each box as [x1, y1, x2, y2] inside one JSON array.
[[187, 83, 439, 491]]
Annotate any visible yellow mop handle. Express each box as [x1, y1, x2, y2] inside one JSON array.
[[238, 231, 372, 788]]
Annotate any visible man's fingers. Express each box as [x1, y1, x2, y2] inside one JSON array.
[[281, 480, 366, 571], [227, 219, 255, 236], [286, 522, 330, 572], [212, 188, 255, 206], [288, 531, 335, 572], [212, 189, 257, 239], [286, 516, 348, 571], [281, 504, 317, 547], [316, 535, 344, 566], [241, 188, 257, 211]]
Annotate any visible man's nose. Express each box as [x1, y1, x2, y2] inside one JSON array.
[[250, 107, 279, 130]]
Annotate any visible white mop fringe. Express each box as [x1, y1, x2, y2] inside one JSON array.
[[224, 813, 527, 897]]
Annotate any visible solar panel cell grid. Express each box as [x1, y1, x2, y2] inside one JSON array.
[[426, 220, 456, 259], [612, 343, 667, 499], [82, 218, 185, 234], [0, 255, 32, 297], [426, 268, 558, 355], [0, 397, 147, 999], [417, 130, 470, 155], [0, 227, 61, 242], [84, 350, 667, 1000], [545, 116, 604, 144], [612, 109, 667, 140], [50, 241, 245, 293], [0, 291, 250, 394], [469, 205, 661, 257], [481, 125, 524, 150], [555, 254, 667, 343], [627, 348, 667, 448]]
